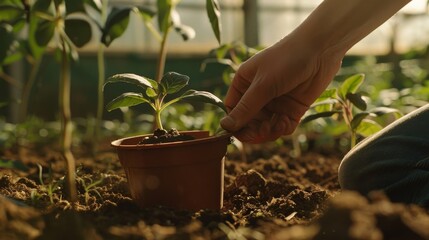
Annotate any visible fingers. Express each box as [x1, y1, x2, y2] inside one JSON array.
[[229, 93, 308, 142], [221, 73, 273, 133], [233, 116, 299, 143]]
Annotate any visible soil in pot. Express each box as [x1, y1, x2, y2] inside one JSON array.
[[139, 128, 195, 144]]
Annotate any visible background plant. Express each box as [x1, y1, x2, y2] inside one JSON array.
[[29, 0, 97, 203], [0, 0, 46, 122], [301, 74, 403, 148]]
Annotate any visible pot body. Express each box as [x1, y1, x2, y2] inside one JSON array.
[[111, 131, 231, 211]]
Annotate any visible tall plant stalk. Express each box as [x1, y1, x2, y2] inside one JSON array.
[[59, 36, 77, 203], [95, 0, 109, 153]]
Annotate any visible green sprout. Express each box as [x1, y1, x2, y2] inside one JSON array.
[[104, 72, 226, 130], [302, 74, 402, 148]]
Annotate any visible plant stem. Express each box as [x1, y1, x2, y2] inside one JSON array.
[[154, 99, 163, 129], [59, 37, 77, 203], [19, 57, 42, 122], [350, 131, 357, 148], [94, 0, 108, 154], [155, 27, 171, 82]]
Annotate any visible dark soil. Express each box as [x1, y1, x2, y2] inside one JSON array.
[[139, 128, 195, 144], [1, 138, 429, 240]]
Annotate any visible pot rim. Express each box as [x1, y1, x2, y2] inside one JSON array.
[[111, 130, 233, 150]]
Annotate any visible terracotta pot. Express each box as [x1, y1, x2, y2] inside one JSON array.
[[111, 130, 232, 211]]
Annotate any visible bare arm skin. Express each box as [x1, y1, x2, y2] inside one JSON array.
[[220, 0, 412, 143]]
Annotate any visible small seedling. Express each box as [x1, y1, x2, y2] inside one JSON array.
[[76, 175, 104, 205], [301, 74, 402, 148], [104, 72, 227, 132], [36, 163, 62, 204]]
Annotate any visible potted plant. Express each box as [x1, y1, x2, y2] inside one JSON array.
[[104, 0, 231, 211]]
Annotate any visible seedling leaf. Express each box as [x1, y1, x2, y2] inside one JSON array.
[[301, 111, 341, 124], [356, 119, 382, 137], [206, 0, 222, 44], [162, 90, 226, 112], [137, 6, 156, 21], [102, 7, 132, 47], [32, 0, 52, 12], [314, 99, 337, 113], [339, 74, 364, 100], [106, 92, 153, 112], [180, 90, 227, 112], [350, 112, 372, 130], [65, 0, 85, 14], [160, 72, 189, 94], [370, 107, 403, 118], [157, 0, 172, 34], [346, 92, 367, 111], [34, 19, 55, 47], [105, 73, 158, 90], [64, 19, 92, 48], [317, 88, 337, 99], [0, 5, 25, 23]]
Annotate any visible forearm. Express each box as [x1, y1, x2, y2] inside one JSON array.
[[291, 0, 411, 56]]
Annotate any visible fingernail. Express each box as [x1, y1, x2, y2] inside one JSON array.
[[220, 116, 235, 130]]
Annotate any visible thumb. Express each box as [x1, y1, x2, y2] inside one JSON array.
[[221, 83, 272, 132]]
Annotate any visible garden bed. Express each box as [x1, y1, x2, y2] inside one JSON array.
[[1, 139, 429, 239]]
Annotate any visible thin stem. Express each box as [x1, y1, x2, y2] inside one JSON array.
[[350, 131, 357, 148], [94, 0, 108, 154], [155, 27, 171, 82], [59, 37, 77, 203], [154, 99, 163, 130]]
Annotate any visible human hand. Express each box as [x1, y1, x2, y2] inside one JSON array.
[[220, 35, 344, 143]]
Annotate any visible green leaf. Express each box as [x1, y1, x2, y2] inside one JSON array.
[[174, 24, 195, 41], [339, 74, 365, 100], [317, 88, 337, 100], [300, 111, 342, 124], [312, 99, 338, 113], [106, 92, 152, 112], [65, 0, 86, 14], [370, 107, 403, 118], [104, 73, 158, 90], [356, 119, 382, 137], [27, 16, 46, 59], [177, 90, 226, 112], [64, 19, 92, 48], [32, 0, 52, 12], [346, 92, 367, 111], [206, 0, 222, 44], [0, 158, 29, 172], [350, 112, 371, 130], [34, 19, 55, 46], [137, 6, 156, 21], [160, 72, 189, 94], [157, 0, 173, 33], [146, 88, 158, 98], [0, 5, 25, 23], [101, 7, 132, 47], [0, 24, 16, 63]]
